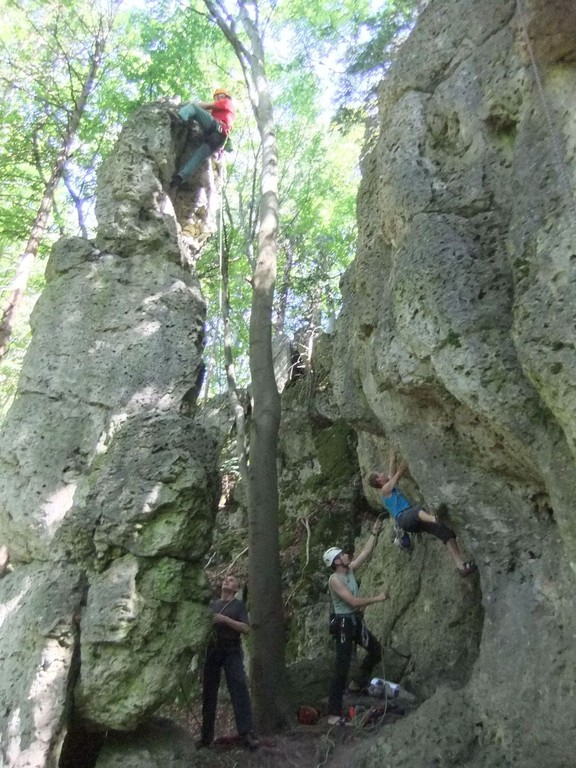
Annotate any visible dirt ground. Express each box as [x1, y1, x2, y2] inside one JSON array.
[[169, 694, 412, 768], [192, 727, 384, 768]]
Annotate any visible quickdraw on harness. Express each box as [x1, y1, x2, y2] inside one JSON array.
[[392, 523, 411, 549], [330, 612, 370, 647]]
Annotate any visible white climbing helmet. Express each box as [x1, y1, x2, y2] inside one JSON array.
[[323, 547, 343, 568]]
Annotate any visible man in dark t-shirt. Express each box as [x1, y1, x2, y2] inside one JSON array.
[[198, 574, 259, 751]]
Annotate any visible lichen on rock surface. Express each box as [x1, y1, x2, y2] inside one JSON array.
[[331, 0, 576, 765], [96, 101, 223, 262], [0, 100, 221, 766]]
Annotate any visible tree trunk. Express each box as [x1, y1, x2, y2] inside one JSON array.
[[203, 0, 286, 733], [246, 81, 284, 736]]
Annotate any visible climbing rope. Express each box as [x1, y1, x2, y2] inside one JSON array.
[[216, 162, 227, 392], [315, 643, 391, 768], [204, 158, 228, 404], [178, 680, 203, 730], [218, 161, 226, 324], [515, 0, 576, 214]]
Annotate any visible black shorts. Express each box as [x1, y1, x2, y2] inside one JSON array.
[[396, 506, 455, 544]]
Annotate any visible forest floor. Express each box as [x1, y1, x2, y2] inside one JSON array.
[[166, 691, 414, 768], [191, 726, 388, 768]]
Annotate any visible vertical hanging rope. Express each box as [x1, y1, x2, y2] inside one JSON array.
[[202, 161, 228, 404], [515, 0, 576, 213], [214, 161, 228, 398]]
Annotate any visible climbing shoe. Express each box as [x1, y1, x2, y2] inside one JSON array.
[[393, 532, 411, 549], [241, 732, 260, 751], [170, 173, 184, 190]]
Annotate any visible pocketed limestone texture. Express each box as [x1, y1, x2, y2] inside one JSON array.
[[0, 103, 219, 766], [331, 0, 576, 765]]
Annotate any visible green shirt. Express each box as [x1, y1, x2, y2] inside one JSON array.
[[329, 571, 358, 615]]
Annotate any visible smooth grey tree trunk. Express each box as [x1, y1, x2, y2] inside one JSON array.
[[204, 0, 287, 734]]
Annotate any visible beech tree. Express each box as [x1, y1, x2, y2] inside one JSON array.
[[202, 0, 286, 733]]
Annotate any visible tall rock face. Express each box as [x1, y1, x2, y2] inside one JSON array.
[[0, 104, 220, 766], [332, 0, 576, 765]]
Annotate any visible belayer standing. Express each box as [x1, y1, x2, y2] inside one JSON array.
[[324, 522, 389, 726], [171, 88, 235, 188], [367, 450, 476, 576], [197, 574, 259, 751]]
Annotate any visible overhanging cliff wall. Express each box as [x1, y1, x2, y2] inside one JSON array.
[[331, 0, 576, 765]]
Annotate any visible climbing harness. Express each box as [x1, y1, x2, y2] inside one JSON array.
[[392, 524, 411, 549]]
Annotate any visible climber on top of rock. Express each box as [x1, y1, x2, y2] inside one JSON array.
[[367, 449, 477, 577], [170, 88, 235, 189]]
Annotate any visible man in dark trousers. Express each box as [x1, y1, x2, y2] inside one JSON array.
[[171, 88, 235, 188], [197, 574, 259, 751]]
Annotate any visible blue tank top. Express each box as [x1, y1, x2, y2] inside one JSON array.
[[382, 487, 411, 519]]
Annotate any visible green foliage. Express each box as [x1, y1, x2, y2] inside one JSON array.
[[0, 0, 419, 411], [275, 0, 420, 124], [276, 119, 360, 332], [0, 0, 240, 410], [0, 252, 46, 417], [336, 0, 419, 114], [107, 2, 228, 105], [346, 1, 418, 76]]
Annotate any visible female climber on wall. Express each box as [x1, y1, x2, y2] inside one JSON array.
[[367, 449, 477, 577]]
